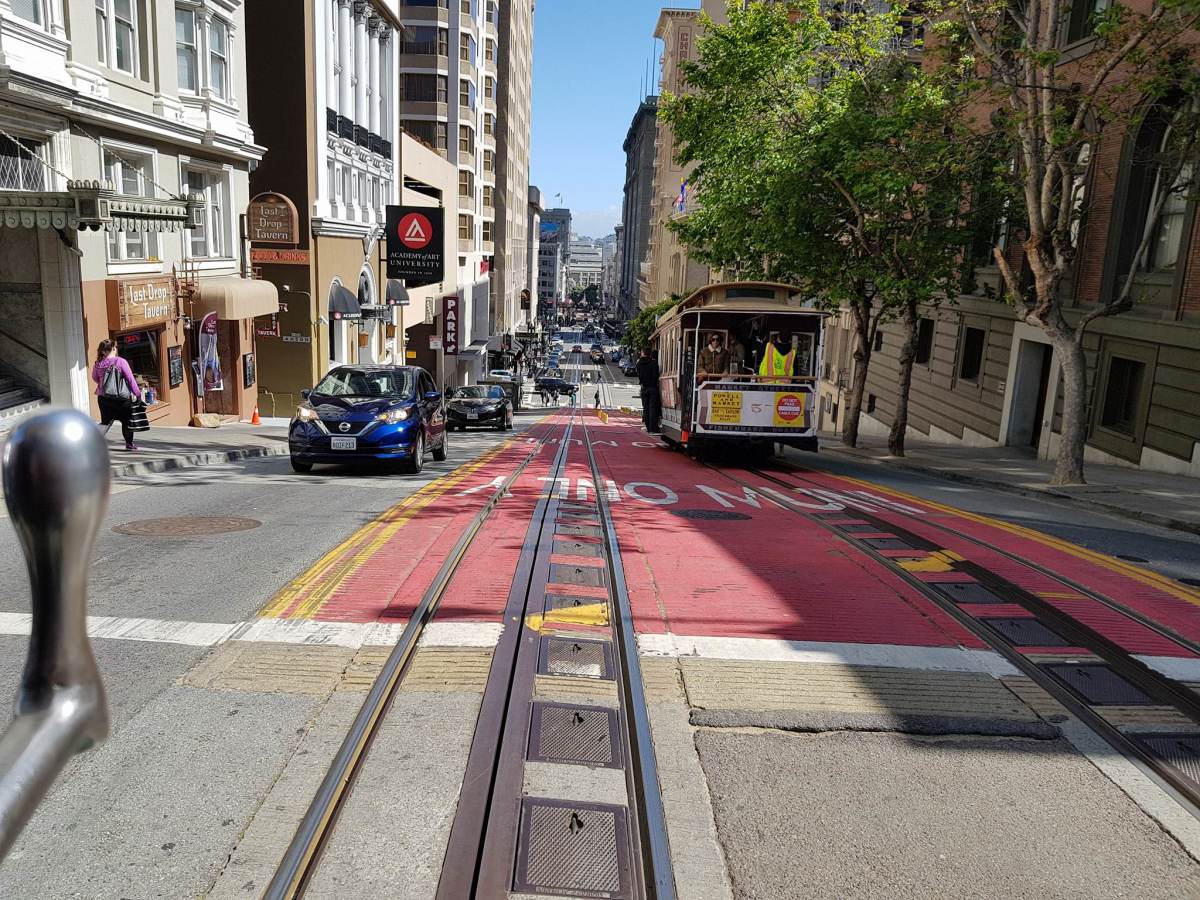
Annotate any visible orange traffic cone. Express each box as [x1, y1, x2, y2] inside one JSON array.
[[250, 405, 261, 426]]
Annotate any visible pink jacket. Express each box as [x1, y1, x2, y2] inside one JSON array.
[[92, 356, 142, 400]]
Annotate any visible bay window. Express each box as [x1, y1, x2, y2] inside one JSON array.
[[96, 0, 140, 76], [176, 8, 198, 91], [184, 165, 230, 259], [104, 148, 159, 262], [209, 17, 229, 99]]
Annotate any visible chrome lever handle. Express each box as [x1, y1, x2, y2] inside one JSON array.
[[0, 409, 111, 862]]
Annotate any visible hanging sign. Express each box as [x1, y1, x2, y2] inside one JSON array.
[[442, 294, 460, 355], [385, 206, 444, 285], [247, 192, 299, 245]]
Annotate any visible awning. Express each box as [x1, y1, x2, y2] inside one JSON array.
[[385, 279, 410, 306], [329, 284, 361, 321], [192, 276, 280, 320], [458, 340, 488, 356]]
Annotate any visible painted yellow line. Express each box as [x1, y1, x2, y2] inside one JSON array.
[[259, 440, 516, 619], [525, 602, 610, 633], [832, 473, 1200, 608], [897, 551, 962, 573]]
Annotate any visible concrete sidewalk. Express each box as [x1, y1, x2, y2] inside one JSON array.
[[0, 420, 289, 481], [820, 435, 1200, 537]]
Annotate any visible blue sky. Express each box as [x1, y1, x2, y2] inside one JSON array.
[[531, 1, 699, 240]]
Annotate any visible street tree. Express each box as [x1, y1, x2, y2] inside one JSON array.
[[933, 0, 1200, 483], [661, 1, 989, 452]]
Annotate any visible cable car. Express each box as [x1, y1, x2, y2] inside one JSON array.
[[650, 282, 827, 458]]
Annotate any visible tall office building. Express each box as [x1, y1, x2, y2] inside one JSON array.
[[493, 0, 535, 341], [620, 96, 658, 316]]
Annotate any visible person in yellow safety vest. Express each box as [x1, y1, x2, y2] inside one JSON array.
[[758, 337, 796, 383]]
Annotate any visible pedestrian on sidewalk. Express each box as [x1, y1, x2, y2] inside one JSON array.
[[92, 339, 145, 451], [635, 346, 661, 433], [594, 389, 601, 409]]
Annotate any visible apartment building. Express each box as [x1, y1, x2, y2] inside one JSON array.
[[619, 95, 657, 317], [0, 0, 278, 427], [524, 182, 541, 330], [642, 8, 711, 309], [537, 238, 562, 321]]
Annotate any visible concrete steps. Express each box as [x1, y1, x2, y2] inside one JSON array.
[[0, 376, 48, 432]]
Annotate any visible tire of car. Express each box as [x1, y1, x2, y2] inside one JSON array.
[[290, 457, 313, 473], [405, 431, 424, 474], [433, 429, 448, 462]]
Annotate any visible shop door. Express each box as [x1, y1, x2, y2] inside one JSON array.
[[203, 323, 238, 417]]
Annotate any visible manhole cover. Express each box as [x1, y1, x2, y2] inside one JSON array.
[[670, 509, 751, 521], [113, 516, 262, 536]]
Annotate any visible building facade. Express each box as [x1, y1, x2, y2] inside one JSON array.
[[0, 0, 278, 427], [567, 239, 602, 289], [619, 95, 657, 317], [537, 238, 562, 323], [523, 182, 541, 331], [491, 0, 534, 341], [643, 9, 710, 310]]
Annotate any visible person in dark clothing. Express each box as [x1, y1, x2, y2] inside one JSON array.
[[635, 347, 661, 433]]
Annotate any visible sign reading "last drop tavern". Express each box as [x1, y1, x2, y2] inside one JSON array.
[[385, 206, 444, 286]]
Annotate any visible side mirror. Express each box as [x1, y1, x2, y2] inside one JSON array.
[[300, 389, 311, 400], [424, 390, 442, 402]]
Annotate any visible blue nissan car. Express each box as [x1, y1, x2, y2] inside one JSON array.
[[289, 365, 447, 474]]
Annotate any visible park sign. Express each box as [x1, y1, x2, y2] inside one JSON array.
[[386, 205, 444, 285]]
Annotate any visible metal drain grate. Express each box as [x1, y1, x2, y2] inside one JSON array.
[[554, 538, 604, 557], [559, 502, 597, 513], [1133, 733, 1200, 786], [981, 618, 1072, 647], [557, 522, 604, 539], [544, 594, 606, 612], [931, 582, 1005, 605], [670, 509, 751, 521], [1043, 663, 1154, 706], [549, 563, 606, 587], [528, 702, 622, 768], [862, 537, 916, 551], [539, 636, 613, 679], [837, 524, 881, 533], [513, 799, 630, 898]]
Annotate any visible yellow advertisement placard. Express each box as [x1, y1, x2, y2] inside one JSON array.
[[772, 393, 806, 428], [710, 391, 743, 425]]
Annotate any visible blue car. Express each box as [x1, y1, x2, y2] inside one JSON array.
[[289, 365, 447, 474]]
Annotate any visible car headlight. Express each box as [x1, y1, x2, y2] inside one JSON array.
[[377, 407, 410, 424], [296, 404, 319, 422]]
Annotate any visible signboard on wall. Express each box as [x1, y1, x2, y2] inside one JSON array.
[[385, 206, 444, 285], [111, 276, 174, 330], [247, 192, 299, 244], [242, 353, 256, 389], [168, 345, 184, 388], [250, 248, 308, 265], [442, 294, 460, 355]]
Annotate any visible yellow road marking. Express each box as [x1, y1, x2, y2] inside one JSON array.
[[831, 473, 1200, 608], [897, 551, 963, 573], [525, 603, 610, 633]]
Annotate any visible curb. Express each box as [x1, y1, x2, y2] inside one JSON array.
[[109, 444, 290, 479], [820, 444, 1200, 539]]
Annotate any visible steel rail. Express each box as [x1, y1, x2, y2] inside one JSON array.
[[264, 423, 559, 900], [773, 459, 1200, 661], [699, 458, 1200, 821], [583, 419, 678, 900], [436, 409, 580, 899]]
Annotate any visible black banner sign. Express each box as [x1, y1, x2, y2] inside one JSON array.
[[385, 206, 444, 286]]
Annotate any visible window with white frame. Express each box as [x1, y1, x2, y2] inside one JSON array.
[[0, 136, 48, 192], [176, 7, 199, 91], [97, 0, 140, 77], [12, 0, 45, 27], [104, 148, 159, 261], [209, 17, 229, 100], [184, 165, 230, 258]]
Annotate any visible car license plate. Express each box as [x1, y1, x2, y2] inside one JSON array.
[[467, 412, 479, 420], [330, 436, 356, 450]]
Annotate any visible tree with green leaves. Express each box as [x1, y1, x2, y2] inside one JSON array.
[[932, 0, 1200, 483], [623, 296, 681, 353], [661, 0, 991, 453]]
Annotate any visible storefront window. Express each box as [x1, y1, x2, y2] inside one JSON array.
[[117, 329, 164, 399]]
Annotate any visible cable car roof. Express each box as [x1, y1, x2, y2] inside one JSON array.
[[653, 282, 829, 330]]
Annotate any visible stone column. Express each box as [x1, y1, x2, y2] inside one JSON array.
[[338, 0, 352, 121], [368, 17, 381, 137], [353, 1, 368, 127], [379, 29, 391, 139], [327, 0, 338, 114]]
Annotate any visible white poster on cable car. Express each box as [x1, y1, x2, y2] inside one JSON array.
[[694, 382, 814, 435]]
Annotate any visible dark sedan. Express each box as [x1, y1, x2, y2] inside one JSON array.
[[289, 365, 447, 474], [446, 385, 512, 431]]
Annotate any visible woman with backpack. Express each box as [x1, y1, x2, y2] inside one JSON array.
[[92, 339, 145, 451]]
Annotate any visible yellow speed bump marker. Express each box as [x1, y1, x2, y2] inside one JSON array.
[[525, 602, 610, 633]]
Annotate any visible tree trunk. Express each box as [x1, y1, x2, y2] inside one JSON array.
[[1051, 334, 1088, 485], [841, 291, 872, 448], [888, 299, 919, 457]]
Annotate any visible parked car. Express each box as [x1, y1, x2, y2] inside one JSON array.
[[572, 344, 583, 353], [289, 366, 446, 474], [487, 369, 516, 382], [446, 385, 512, 431], [621, 360, 638, 377], [535, 376, 577, 397]]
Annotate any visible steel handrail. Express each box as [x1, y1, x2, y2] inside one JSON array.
[[0, 410, 110, 861]]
